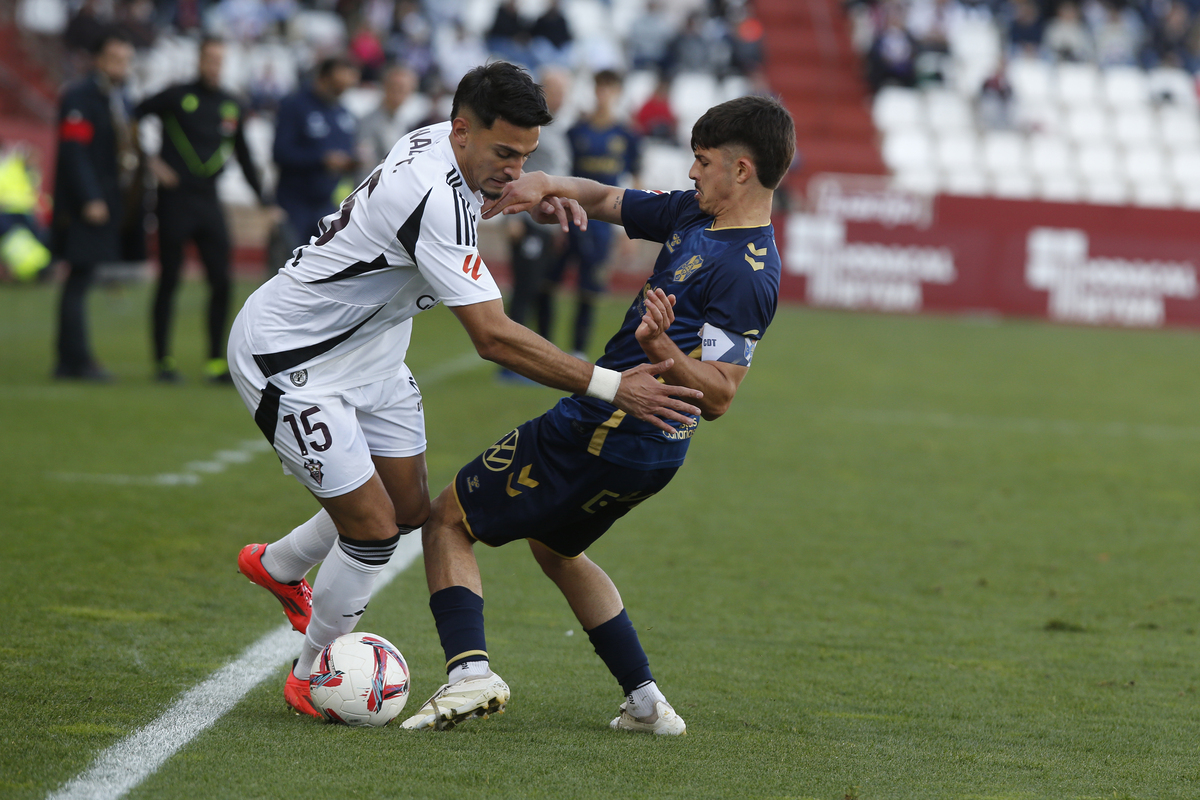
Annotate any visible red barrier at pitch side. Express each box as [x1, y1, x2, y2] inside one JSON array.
[[780, 174, 1200, 328]]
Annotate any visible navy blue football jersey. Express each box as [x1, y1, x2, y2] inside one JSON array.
[[544, 189, 781, 469], [567, 119, 641, 184]]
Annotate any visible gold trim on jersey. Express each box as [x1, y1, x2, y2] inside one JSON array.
[[451, 482, 479, 542], [587, 409, 627, 456], [706, 222, 771, 231]]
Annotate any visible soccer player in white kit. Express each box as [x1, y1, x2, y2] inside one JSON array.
[[228, 63, 703, 718]]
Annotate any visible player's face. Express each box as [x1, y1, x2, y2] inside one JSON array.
[[199, 43, 224, 87], [689, 146, 736, 216], [96, 40, 134, 85], [460, 117, 540, 200]]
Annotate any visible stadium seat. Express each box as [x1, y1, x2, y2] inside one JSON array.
[[893, 168, 940, 194], [942, 167, 988, 196], [1083, 176, 1129, 204], [1065, 105, 1111, 144], [882, 129, 935, 173], [1159, 107, 1200, 149], [1169, 150, 1200, 186], [873, 87, 924, 132], [1008, 57, 1054, 105], [1077, 142, 1121, 181], [935, 131, 980, 172], [1102, 66, 1151, 110], [1055, 62, 1101, 108], [1039, 174, 1082, 202], [1130, 180, 1176, 207], [981, 130, 1028, 174], [1147, 67, 1198, 108], [1179, 183, 1200, 210], [1028, 135, 1075, 179], [992, 171, 1036, 199], [640, 142, 693, 191], [341, 86, 382, 119], [924, 89, 973, 133], [1123, 145, 1167, 184], [1112, 110, 1158, 148]]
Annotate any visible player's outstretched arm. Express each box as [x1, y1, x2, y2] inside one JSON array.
[[449, 298, 702, 431], [481, 171, 625, 227], [637, 288, 748, 421]]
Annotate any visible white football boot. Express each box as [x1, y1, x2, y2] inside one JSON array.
[[609, 698, 687, 735], [400, 672, 510, 731]]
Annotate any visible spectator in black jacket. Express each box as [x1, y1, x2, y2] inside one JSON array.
[[135, 36, 272, 383], [51, 31, 143, 382]]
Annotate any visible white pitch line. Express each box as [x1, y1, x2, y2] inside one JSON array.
[[47, 535, 423, 800]]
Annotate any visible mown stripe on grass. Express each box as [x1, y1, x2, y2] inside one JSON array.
[[46, 534, 422, 800]]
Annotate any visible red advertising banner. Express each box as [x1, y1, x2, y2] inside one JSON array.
[[781, 174, 1200, 328]]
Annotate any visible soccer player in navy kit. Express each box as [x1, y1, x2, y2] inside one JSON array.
[[403, 95, 796, 734]]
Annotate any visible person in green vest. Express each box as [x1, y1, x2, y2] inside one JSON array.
[[134, 36, 273, 383], [0, 143, 51, 282]]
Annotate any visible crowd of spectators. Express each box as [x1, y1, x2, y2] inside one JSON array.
[[852, 0, 1200, 93]]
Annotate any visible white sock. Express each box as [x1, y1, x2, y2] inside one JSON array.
[[627, 681, 666, 717], [293, 534, 397, 678], [261, 509, 339, 584], [447, 660, 491, 684]]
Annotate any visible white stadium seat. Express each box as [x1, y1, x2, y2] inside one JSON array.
[[936, 131, 981, 171], [1130, 181, 1177, 207], [1169, 150, 1200, 186], [1102, 66, 1151, 110], [1112, 110, 1158, 147], [993, 171, 1036, 199], [1028, 135, 1074, 178], [882, 129, 935, 172], [981, 130, 1028, 174], [924, 89, 974, 132], [942, 167, 988, 196], [1065, 105, 1111, 144], [1083, 176, 1129, 205], [1008, 57, 1054, 105], [1159, 107, 1200, 149], [1040, 174, 1082, 202], [893, 168, 940, 194], [873, 87, 924, 132], [1148, 67, 1198, 108], [1123, 145, 1168, 183], [1077, 142, 1121, 180], [1056, 62, 1101, 107]]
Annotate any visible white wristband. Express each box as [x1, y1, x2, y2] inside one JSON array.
[[585, 366, 621, 403]]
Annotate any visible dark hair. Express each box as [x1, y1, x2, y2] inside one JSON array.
[[593, 69, 622, 88], [90, 28, 130, 56], [451, 62, 553, 129], [316, 55, 358, 80], [690, 96, 796, 190]]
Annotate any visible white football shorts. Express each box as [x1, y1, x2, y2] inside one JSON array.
[[230, 365, 427, 498]]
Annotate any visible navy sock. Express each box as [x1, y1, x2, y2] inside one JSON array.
[[586, 608, 653, 695], [430, 586, 488, 673]]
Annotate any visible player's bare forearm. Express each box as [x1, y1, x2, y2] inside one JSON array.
[[450, 299, 702, 431], [636, 291, 744, 420], [483, 172, 624, 226]]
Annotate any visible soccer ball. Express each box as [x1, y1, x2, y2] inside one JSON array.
[[309, 632, 410, 726]]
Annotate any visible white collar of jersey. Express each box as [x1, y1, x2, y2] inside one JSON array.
[[438, 135, 483, 209]]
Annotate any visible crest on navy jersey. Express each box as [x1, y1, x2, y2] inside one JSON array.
[[303, 458, 324, 486], [674, 255, 703, 283], [290, 369, 308, 387]]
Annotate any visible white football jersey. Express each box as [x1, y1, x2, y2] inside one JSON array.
[[231, 121, 501, 391]]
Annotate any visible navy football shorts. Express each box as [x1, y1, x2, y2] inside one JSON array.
[[453, 413, 678, 558]]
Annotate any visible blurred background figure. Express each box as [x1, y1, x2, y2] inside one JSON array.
[[867, 2, 919, 91], [1043, 1, 1094, 62], [272, 55, 360, 249], [134, 36, 272, 384], [499, 66, 571, 385], [536, 69, 640, 358], [486, 0, 533, 69], [627, 0, 675, 72], [530, 0, 573, 67], [51, 31, 143, 382], [0, 142, 52, 283], [356, 64, 425, 174], [634, 73, 678, 141]]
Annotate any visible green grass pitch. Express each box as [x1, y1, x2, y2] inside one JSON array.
[[3, 277, 1200, 799]]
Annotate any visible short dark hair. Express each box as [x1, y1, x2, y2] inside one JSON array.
[[452, 62, 553, 129], [593, 69, 622, 88], [316, 55, 358, 80], [90, 28, 130, 56], [690, 96, 797, 190]]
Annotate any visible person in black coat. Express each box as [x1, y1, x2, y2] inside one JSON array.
[[51, 31, 142, 381], [135, 36, 272, 383]]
